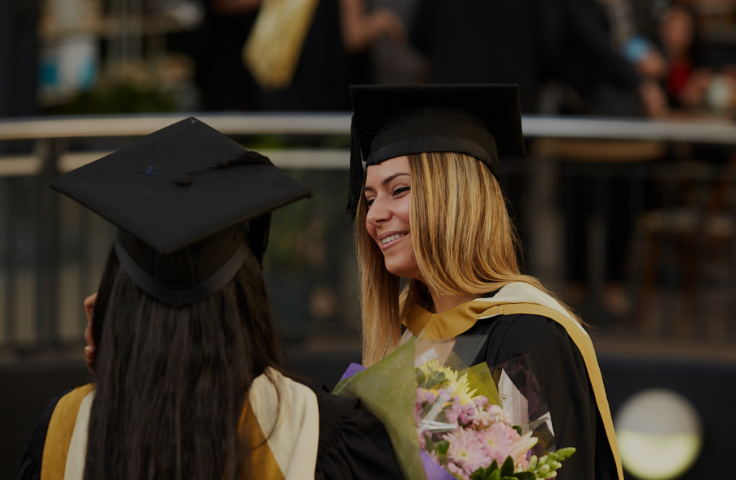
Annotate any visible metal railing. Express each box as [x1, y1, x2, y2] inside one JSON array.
[[2, 113, 736, 352]]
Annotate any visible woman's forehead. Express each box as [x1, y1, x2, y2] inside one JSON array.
[[365, 156, 411, 185]]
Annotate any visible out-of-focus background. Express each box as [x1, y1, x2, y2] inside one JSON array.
[[2, 0, 736, 478]]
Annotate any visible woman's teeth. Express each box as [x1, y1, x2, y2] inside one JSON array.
[[381, 233, 405, 245]]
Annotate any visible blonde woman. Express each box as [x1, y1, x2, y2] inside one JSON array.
[[347, 84, 623, 480]]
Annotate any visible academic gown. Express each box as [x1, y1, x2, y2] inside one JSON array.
[[16, 370, 404, 480], [403, 282, 622, 480]]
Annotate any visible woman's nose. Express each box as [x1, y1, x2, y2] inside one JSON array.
[[366, 196, 391, 225]]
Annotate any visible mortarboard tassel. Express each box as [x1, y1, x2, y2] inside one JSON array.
[[346, 117, 364, 220]]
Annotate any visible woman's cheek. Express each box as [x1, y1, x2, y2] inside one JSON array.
[[366, 222, 378, 244]]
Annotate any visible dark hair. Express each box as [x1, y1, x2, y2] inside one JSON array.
[[84, 244, 282, 480]]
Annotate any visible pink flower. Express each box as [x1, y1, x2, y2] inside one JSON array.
[[415, 388, 425, 426], [423, 389, 438, 405], [473, 396, 489, 409], [479, 422, 518, 464], [458, 403, 477, 426], [443, 396, 462, 424], [445, 429, 491, 475], [446, 461, 471, 480], [489, 404, 512, 425]]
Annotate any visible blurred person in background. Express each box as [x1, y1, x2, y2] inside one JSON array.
[[195, 0, 261, 111], [409, 0, 668, 117], [246, 0, 405, 111], [659, 4, 736, 111], [599, 0, 668, 84], [0, 0, 40, 119], [196, 0, 405, 111], [366, 0, 427, 85], [555, 0, 668, 116]]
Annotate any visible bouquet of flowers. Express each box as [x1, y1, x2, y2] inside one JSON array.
[[414, 358, 574, 480], [334, 337, 574, 480]]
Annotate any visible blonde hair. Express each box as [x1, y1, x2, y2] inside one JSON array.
[[355, 152, 574, 366]]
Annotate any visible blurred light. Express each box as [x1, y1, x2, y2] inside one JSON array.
[[615, 389, 702, 480]]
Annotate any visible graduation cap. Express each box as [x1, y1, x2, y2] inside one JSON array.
[[51, 117, 312, 307], [347, 84, 525, 218]]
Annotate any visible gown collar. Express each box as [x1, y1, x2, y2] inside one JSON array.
[[403, 282, 580, 340]]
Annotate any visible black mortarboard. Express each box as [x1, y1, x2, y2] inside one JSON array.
[[51, 117, 312, 307], [347, 84, 525, 217]]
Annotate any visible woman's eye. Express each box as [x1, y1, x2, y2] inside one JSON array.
[[366, 198, 375, 208], [393, 186, 410, 196]]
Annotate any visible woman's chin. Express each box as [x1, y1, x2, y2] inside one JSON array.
[[384, 261, 420, 280]]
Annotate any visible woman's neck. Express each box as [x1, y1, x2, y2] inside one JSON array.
[[428, 290, 478, 314]]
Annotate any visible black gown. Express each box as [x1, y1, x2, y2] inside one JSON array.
[[16, 383, 404, 480], [459, 313, 618, 480]]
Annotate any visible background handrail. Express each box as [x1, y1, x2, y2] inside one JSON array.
[[1, 113, 736, 144]]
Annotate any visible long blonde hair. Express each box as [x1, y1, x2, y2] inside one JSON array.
[[355, 152, 572, 366]]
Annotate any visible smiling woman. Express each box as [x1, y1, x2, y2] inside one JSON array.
[[363, 157, 414, 277], [347, 84, 623, 480]]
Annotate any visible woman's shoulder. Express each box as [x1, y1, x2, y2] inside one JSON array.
[[495, 312, 573, 334], [16, 389, 73, 480], [472, 312, 585, 367], [471, 311, 574, 340], [292, 382, 404, 480]]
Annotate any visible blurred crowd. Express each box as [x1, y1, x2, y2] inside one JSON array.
[[193, 0, 736, 117], [3, 0, 736, 118]]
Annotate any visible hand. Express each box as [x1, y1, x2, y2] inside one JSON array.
[[635, 49, 667, 79], [679, 68, 712, 108], [84, 293, 97, 375], [371, 9, 406, 46], [639, 79, 669, 118]]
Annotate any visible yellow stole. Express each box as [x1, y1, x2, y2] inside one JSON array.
[[40, 369, 319, 479], [403, 282, 624, 480], [40, 385, 95, 480]]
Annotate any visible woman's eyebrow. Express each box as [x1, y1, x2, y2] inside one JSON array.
[[382, 173, 410, 186], [364, 172, 410, 194]]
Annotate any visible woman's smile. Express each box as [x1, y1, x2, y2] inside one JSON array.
[[379, 231, 409, 249]]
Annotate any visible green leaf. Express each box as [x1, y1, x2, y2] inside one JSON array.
[[487, 469, 501, 480], [512, 425, 522, 436], [489, 460, 499, 472], [471, 468, 486, 480], [416, 368, 426, 387], [436, 440, 450, 455], [501, 457, 515, 477], [511, 472, 536, 480], [426, 371, 449, 389], [424, 433, 434, 453]]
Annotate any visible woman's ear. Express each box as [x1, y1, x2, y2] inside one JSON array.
[[84, 293, 97, 375], [84, 292, 97, 322]]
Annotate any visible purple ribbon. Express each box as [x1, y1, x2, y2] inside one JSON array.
[[421, 450, 456, 480], [339, 362, 366, 382]]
